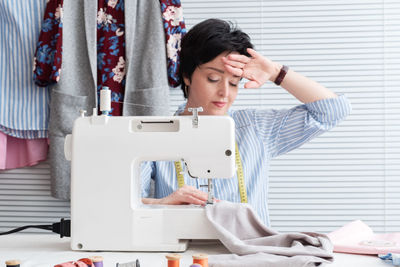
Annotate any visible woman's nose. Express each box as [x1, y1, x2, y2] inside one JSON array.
[[218, 83, 229, 97]]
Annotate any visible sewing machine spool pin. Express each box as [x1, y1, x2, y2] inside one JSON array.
[[188, 107, 203, 128], [79, 110, 87, 118]]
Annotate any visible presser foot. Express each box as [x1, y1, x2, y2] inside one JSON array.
[[206, 178, 214, 205], [200, 179, 214, 204]]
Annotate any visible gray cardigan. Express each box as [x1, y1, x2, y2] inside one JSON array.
[[49, 0, 170, 199]]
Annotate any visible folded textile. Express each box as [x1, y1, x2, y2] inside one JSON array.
[[379, 253, 400, 266], [327, 220, 400, 255], [205, 201, 334, 267], [0, 131, 48, 170]]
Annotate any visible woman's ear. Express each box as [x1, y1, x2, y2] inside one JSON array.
[[183, 76, 190, 87]]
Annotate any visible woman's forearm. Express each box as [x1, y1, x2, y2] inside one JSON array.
[[272, 63, 337, 103], [281, 68, 337, 103]]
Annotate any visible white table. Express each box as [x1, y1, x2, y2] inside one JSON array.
[[0, 234, 390, 267]]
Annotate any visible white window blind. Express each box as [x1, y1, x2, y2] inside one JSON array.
[[0, 0, 399, 234], [0, 163, 70, 233]]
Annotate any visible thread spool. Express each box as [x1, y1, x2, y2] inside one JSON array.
[[192, 253, 208, 267], [77, 258, 94, 266], [100, 86, 111, 115], [165, 253, 181, 267], [90, 256, 104, 267], [5, 260, 20, 267]]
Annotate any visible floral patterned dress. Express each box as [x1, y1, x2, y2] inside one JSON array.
[[32, 0, 63, 86], [96, 0, 126, 116], [160, 0, 187, 87]]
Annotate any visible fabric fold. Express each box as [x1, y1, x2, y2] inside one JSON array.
[[205, 201, 334, 267], [0, 132, 48, 170]]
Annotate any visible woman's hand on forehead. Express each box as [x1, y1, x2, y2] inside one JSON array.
[[222, 48, 279, 89]]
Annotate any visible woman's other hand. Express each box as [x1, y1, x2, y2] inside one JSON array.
[[222, 48, 281, 89], [142, 185, 212, 205]]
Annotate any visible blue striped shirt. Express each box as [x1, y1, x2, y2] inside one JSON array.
[[0, 0, 49, 138], [141, 95, 351, 226]]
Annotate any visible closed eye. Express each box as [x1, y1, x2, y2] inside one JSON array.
[[208, 77, 219, 83]]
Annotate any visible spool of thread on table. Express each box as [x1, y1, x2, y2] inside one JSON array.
[[90, 256, 104, 267], [192, 253, 208, 267], [165, 253, 182, 267], [5, 260, 20, 267]]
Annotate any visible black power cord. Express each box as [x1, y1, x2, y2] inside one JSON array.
[[0, 218, 71, 238]]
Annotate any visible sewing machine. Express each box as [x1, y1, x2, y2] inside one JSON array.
[[64, 91, 236, 251]]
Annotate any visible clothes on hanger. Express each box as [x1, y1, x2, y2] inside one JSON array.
[[33, 0, 63, 87], [0, 0, 49, 169], [0, 0, 50, 139], [96, 0, 126, 116], [0, 132, 48, 170], [160, 0, 187, 87], [34, 0, 126, 116], [46, 0, 170, 199], [34, 0, 186, 92]]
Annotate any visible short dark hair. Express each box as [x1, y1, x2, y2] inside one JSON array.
[[178, 19, 254, 98]]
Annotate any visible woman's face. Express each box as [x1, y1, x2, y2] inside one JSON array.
[[183, 52, 241, 115]]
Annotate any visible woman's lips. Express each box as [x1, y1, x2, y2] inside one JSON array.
[[213, 102, 227, 108]]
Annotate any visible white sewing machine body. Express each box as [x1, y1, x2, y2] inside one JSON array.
[[65, 112, 235, 251]]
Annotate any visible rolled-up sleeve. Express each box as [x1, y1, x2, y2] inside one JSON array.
[[253, 94, 351, 158]]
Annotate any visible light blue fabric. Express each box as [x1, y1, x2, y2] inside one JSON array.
[[379, 253, 400, 266], [141, 95, 351, 226], [0, 0, 50, 138]]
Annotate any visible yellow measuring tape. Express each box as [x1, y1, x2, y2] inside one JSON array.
[[175, 142, 248, 203], [174, 161, 185, 188]]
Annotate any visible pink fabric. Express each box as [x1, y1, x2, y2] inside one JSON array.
[[327, 220, 400, 255], [0, 131, 48, 170]]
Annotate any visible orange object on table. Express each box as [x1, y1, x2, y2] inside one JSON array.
[[166, 253, 182, 267], [192, 253, 208, 267]]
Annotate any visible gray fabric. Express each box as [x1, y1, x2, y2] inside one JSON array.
[[205, 201, 334, 267], [124, 0, 170, 116], [49, 0, 170, 199]]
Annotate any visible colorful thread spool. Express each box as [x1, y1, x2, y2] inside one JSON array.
[[90, 256, 104, 267], [192, 253, 208, 267], [5, 260, 20, 267], [77, 258, 94, 266], [165, 253, 182, 267], [116, 260, 139, 267]]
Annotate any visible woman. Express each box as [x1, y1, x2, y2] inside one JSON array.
[[141, 19, 351, 226]]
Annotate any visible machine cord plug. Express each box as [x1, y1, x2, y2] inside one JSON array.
[[0, 218, 70, 238]]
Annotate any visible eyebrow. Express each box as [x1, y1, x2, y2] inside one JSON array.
[[205, 67, 241, 78]]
